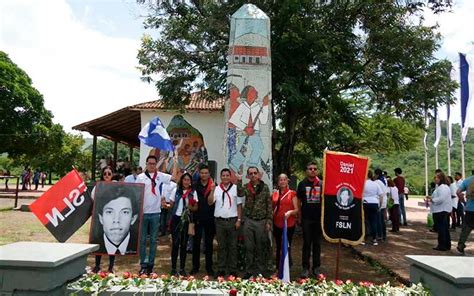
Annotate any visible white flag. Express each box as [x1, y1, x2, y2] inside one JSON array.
[[433, 107, 441, 148], [424, 111, 430, 151]]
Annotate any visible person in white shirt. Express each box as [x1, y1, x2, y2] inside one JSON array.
[[454, 172, 465, 227], [425, 172, 452, 251], [160, 180, 177, 236], [169, 173, 198, 276], [135, 155, 178, 275], [124, 167, 142, 183], [448, 176, 459, 230], [208, 168, 243, 277], [387, 179, 400, 232], [374, 169, 388, 241], [363, 170, 383, 246]]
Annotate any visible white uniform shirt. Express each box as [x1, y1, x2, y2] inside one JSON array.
[[162, 181, 177, 203], [213, 183, 243, 218], [170, 190, 198, 216], [363, 179, 383, 204], [389, 186, 400, 205], [431, 184, 453, 213], [124, 174, 137, 183], [135, 171, 172, 214], [375, 179, 388, 209], [450, 182, 458, 209]]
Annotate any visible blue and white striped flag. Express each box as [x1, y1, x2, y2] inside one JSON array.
[[460, 53, 473, 142], [138, 116, 174, 151], [278, 218, 290, 283]]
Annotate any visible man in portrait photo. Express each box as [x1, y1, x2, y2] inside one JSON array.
[[90, 182, 144, 255]]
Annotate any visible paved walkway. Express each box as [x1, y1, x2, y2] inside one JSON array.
[[353, 198, 473, 282]]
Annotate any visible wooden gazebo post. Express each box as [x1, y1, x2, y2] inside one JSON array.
[[91, 135, 97, 181]]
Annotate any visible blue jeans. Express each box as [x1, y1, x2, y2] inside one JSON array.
[[399, 193, 407, 225], [140, 213, 161, 268]]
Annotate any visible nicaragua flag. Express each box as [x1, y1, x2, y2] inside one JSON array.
[[460, 53, 473, 142], [138, 116, 174, 151], [278, 218, 290, 283]]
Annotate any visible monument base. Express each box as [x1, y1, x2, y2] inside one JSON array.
[[0, 242, 98, 296], [406, 255, 474, 296]]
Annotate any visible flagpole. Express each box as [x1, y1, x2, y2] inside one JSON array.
[[425, 147, 429, 196], [447, 138, 451, 176], [335, 238, 341, 281], [435, 146, 439, 170], [461, 138, 466, 178]]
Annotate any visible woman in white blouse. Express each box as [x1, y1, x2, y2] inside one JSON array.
[[426, 172, 452, 251]]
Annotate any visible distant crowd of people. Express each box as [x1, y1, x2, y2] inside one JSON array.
[[0, 167, 47, 191]]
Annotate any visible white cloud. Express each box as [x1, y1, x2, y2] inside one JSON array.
[[0, 0, 157, 133]]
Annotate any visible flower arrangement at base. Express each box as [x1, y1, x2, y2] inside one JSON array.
[[68, 272, 430, 295]]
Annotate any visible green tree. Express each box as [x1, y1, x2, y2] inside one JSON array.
[[0, 51, 54, 158], [137, 1, 456, 176]]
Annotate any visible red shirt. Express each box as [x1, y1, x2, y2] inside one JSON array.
[[394, 176, 405, 193], [272, 189, 297, 228]]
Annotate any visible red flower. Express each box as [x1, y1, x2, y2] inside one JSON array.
[[188, 276, 195, 281], [229, 288, 238, 296], [298, 278, 307, 284], [335, 279, 343, 286], [217, 276, 225, 283], [140, 274, 148, 279], [227, 275, 236, 282], [151, 273, 158, 279], [317, 273, 326, 281], [98, 271, 107, 279], [123, 272, 131, 279], [203, 275, 210, 281]]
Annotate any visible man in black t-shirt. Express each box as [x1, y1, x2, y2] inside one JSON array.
[[297, 161, 322, 278], [191, 164, 216, 276]]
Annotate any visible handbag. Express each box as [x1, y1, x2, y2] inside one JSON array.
[[188, 222, 195, 236]]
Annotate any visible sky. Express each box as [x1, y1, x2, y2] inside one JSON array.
[[0, 0, 473, 134]]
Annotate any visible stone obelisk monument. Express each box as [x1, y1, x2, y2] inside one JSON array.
[[224, 4, 272, 185]]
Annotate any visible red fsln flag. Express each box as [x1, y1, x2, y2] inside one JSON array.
[[30, 169, 92, 242]]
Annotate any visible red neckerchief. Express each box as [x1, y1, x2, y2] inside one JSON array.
[[145, 171, 158, 195], [181, 188, 192, 204], [220, 183, 233, 208], [203, 179, 214, 198], [247, 182, 256, 195]]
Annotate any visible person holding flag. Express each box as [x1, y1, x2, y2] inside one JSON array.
[[297, 162, 323, 278], [272, 174, 299, 273], [208, 168, 243, 277], [136, 116, 179, 275], [191, 164, 217, 276]]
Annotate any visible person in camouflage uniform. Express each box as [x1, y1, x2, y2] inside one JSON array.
[[237, 166, 272, 279]]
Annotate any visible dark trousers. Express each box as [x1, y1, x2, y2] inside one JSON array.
[[192, 218, 215, 272], [171, 215, 189, 270], [215, 217, 238, 274], [273, 225, 295, 269], [364, 203, 379, 241], [433, 211, 451, 250], [451, 206, 458, 229], [377, 208, 387, 240], [390, 205, 400, 231], [458, 211, 474, 251], [160, 208, 169, 235], [301, 219, 321, 270], [94, 255, 115, 271], [456, 201, 465, 226]]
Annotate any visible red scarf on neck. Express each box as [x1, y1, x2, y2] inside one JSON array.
[[203, 179, 214, 198]]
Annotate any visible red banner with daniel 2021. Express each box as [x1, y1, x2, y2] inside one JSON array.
[[322, 151, 370, 245]]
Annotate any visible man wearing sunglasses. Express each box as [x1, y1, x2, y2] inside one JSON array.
[[236, 166, 272, 279], [135, 154, 178, 275], [297, 161, 323, 278]]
